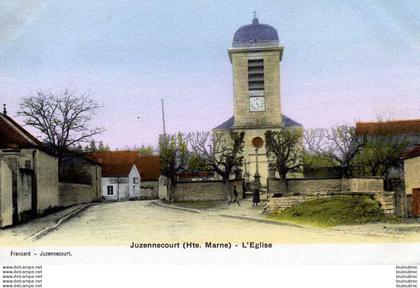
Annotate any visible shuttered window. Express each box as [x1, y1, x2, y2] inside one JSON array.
[[248, 59, 264, 91]]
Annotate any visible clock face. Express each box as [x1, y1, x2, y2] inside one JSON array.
[[249, 97, 265, 112]]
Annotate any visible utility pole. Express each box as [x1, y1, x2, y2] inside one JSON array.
[[161, 99, 166, 136]]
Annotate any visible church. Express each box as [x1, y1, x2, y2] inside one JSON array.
[[214, 14, 303, 186]]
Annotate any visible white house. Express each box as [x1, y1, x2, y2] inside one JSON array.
[[88, 151, 141, 201]]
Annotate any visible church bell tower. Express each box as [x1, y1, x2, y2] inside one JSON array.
[[214, 14, 302, 187], [228, 14, 284, 129]]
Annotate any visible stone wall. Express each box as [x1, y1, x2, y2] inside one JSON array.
[[267, 177, 384, 195], [32, 150, 59, 213], [265, 177, 394, 215], [0, 159, 13, 228], [374, 192, 395, 215], [266, 191, 395, 215], [59, 182, 99, 207], [170, 180, 244, 202], [140, 181, 159, 200], [265, 194, 329, 214]]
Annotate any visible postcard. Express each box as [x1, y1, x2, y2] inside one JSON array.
[[0, 1, 419, 287]]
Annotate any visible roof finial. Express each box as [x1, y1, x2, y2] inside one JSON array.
[[252, 10, 259, 24], [2, 104, 7, 115]]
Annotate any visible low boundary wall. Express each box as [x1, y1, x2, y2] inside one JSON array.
[[266, 177, 395, 215], [165, 180, 244, 202], [59, 182, 100, 207], [267, 177, 384, 195], [266, 191, 395, 215]]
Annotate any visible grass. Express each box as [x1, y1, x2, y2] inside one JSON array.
[[165, 200, 225, 210], [267, 195, 400, 228]]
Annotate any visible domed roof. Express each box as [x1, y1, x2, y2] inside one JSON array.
[[232, 16, 279, 48]]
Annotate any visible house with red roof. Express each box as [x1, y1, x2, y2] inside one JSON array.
[[356, 119, 420, 148], [88, 151, 141, 201], [88, 152, 160, 201]]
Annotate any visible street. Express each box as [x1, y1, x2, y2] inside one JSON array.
[[2, 200, 420, 246]]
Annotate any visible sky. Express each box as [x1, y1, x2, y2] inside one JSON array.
[[0, 0, 419, 149]]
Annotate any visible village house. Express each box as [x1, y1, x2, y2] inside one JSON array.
[[88, 152, 160, 201], [356, 119, 420, 148], [88, 151, 141, 201], [0, 106, 101, 228]]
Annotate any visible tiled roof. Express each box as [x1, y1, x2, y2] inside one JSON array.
[[402, 145, 420, 159], [134, 155, 160, 181], [356, 119, 420, 136], [0, 113, 43, 149], [87, 151, 139, 177], [213, 115, 302, 130], [88, 151, 160, 180]]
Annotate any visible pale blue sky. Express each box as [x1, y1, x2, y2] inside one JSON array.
[[1, 0, 419, 148]]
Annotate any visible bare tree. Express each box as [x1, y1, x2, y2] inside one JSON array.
[[304, 125, 366, 177], [18, 90, 104, 163], [265, 129, 303, 193], [187, 130, 244, 201]]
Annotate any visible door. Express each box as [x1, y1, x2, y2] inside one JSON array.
[[412, 188, 420, 217]]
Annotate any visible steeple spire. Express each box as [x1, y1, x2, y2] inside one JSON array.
[[2, 104, 7, 115]]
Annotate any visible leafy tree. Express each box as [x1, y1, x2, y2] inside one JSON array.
[[88, 140, 97, 152], [303, 151, 341, 178], [97, 141, 110, 152], [18, 89, 103, 163], [187, 153, 211, 172], [187, 130, 244, 201], [265, 129, 303, 193], [137, 144, 154, 155], [303, 151, 336, 169], [159, 133, 189, 200], [304, 125, 366, 177]]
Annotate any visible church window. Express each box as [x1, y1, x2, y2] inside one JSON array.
[[248, 59, 264, 90]]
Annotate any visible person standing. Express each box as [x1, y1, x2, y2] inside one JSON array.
[[252, 187, 260, 207], [233, 186, 240, 206]]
